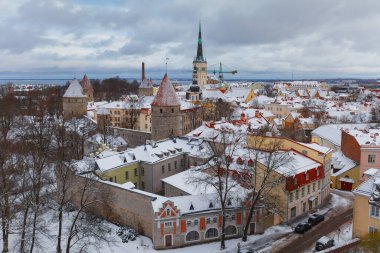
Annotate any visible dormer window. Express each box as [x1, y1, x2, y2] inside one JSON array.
[[227, 198, 232, 206], [190, 203, 194, 210], [166, 209, 170, 216], [209, 202, 214, 208]]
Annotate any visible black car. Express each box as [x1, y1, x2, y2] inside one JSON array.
[[294, 222, 312, 234], [308, 214, 325, 226]]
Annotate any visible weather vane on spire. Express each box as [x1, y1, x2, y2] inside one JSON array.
[[165, 57, 170, 74]]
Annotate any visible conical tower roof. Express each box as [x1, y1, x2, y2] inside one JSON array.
[[63, 79, 86, 98], [151, 74, 180, 107], [80, 74, 93, 91]]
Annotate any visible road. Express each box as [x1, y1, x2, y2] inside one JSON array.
[[272, 190, 354, 253]]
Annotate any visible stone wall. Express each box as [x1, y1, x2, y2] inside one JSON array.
[[111, 127, 151, 147], [64, 172, 155, 238]]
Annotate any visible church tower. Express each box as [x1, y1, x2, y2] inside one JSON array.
[[151, 74, 182, 140], [192, 22, 207, 88]]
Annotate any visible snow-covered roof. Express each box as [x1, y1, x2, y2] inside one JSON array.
[[298, 142, 332, 154], [161, 168, 217, 195], [364, 168, 379, 176], [132, 137, 212, 164], [63, 79, 86, 98], [151, 74, 180, 107], [97, 107, 110, 115], [139, 78, 153, 89], [344, 128, 380, 146], [151, 190, 249, 215], [331, 151, 358, 176], [95, 152, 137, 172], [353, 171, 380, 197], [270, 150, 322, 176]]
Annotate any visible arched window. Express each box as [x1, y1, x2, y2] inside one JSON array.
[[225, 225, 237, 235], [205, 228, 218, 238], [186, 231, 200, 241]]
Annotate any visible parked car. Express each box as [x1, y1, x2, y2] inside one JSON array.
[[308, 213, 325, 226], [294, 222, 312, 234], [315, 236, 334, 251]]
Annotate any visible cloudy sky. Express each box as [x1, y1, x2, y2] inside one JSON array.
[[1, 0, 380, 80]]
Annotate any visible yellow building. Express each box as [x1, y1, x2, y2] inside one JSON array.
[[95, 154, 140, 187], [330, 151, 360, 190], [247, 135, 333, 209], [353, 174, 380, 237], [244, 89, 256, 103]]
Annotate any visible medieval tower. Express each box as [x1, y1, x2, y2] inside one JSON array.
[[192, 22, 207, 88], [151, 74, 182, 140], [138, 62, 154, 97], [62, 79, 87, 120]]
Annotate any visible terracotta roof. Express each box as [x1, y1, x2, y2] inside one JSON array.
[[151, 74, 180, 107], [80, 74, 93, 91]]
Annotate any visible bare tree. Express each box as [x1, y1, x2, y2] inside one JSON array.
[[187, 127, 244, 250], [61, 167, 114, 253], [241, 134, 293, 241]]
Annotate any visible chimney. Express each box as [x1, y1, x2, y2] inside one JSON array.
[[142, 62, 145, 81]]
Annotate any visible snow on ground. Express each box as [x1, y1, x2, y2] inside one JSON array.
[[304, 221, 353, 253], [0, 208, 291, 253]]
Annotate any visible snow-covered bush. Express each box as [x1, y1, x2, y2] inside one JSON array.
[[116, 226, 138, 243]]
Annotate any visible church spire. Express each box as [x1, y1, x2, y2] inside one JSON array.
[[196, 21, 204, 62]]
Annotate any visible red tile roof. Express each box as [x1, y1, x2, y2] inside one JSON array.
[[151, 74, 180, 107]]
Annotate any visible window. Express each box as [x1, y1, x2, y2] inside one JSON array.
[[370, 205, 380, 218], [368, 154, 376, 163], [225, 225, 237, 235], [160, 109, 163, 113], [134, 168, 138, 176], [305, 173, 309, 181], [125, 171, 129, 180], [318, 180, 321, 190], [194, 220, 199, 226], [213, 217, 218, 223], [290, 207, 296, 218], [206, 218, 211, 224], [289, 192, 294, 202], [312, 183, 316, 192], [168, 163, 171, 171], [294, 178, 298, 185], [186, 220, 192, 226], [166, 209, 170, 216], [295, 190, 299, 200], [369, 226, 378, 234], [301, 187, 305, 197], [186, 231, 200, 241], [141, 181, 145, 190], [141, 168, 144, 176], [171, 108, 174, 113], [303, 202, 306, 213], [307, 185, 310, 194], [162, 165, 165, 174], [164, 221, 172, 227], [302, 150, 308, 155], [181, 159, 184, 166], [231, 214, 236, 221], [205, 228, 218, 238]]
